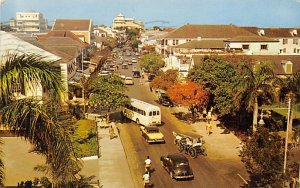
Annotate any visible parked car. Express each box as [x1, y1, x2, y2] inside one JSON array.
[[124, 77, 134, 85], [122, 64, 128, 69], [133, 71, 141, 78], [131, 58, 137, 63], [148, 74, 155, 82], [160, 153, 194, 180], [140, 126, 165, 143], [99, 71, 110, 76], [159, 93, 173, 107]]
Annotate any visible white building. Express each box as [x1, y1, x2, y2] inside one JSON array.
[[242, 27, 300, 55], [12, 11, 48, 33], [112, 13, 143, 30]]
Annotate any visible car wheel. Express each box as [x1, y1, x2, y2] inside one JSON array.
[[160, 160, 164, 167], [136, 119, 140, 125], [169, 171, 174, 179], [189, 147, 197, 159], [178, 143, 184, 152]]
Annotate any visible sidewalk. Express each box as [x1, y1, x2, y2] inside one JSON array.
[[172, 106, 242, 160], [87, 113, 135, 188]]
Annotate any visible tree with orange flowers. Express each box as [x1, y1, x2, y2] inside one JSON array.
[[150, 69, 178, 91], [168, 82, 209, 122]]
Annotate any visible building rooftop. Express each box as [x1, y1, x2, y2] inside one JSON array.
[[0, 31, 60, 64], [52, 19, 92, 31], [164, 24, 256, 39]]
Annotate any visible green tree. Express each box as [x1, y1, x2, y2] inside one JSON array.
[[150, 69, 178, 91], [188, 57, 238, 117], [0, 54, 80, 187], [87, 74, 128, 122], [234, 62, 276, 132], [139, 52, 164, 75], [241, 127, 286, 187]]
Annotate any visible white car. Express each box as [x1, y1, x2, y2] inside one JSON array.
[[124, 77, 134, 85], [131, 58, 137, 63], [99, 71, 110, 76]]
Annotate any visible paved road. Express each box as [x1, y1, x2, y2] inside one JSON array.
[[113, 51, 248, 188]]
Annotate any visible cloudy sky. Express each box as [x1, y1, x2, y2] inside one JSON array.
[[1, 0, 300, 28]]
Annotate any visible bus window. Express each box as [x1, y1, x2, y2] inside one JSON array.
[[143, 111, 146, 116], [157, 111, 160, 115], [149, 111, 152, 116], [153, 111, 157, 116]]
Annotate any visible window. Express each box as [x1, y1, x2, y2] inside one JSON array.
[[176, 40, 179, 45], [165, 40, 168, 45], [186, 39, 191, 43], [149, 112, 152, 116], [294, 48, 297, 53], [298, 49, 300, 53], [173, 40, 176, 45], [242, 45, 249, 50], [283, 48, 286, 53], [293, 39, 298, 45], [283, 39, 288, 44], [153, 111, 157, 116], [260, 45, 268, 50], [157, 111, 160, 115]]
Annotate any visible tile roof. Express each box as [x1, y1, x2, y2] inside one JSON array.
[[52, 19, 92, 31], [192, 54, 300, 75], [176, 40, 224, 49], [164, 24, 256, 39], [38, 30, 88, 47], [242, 27, 300, 38], [0, 31, 60, 63], [249, 55, 300, 74], [224, 35, 278, 42], [16, 34, 75, 64]]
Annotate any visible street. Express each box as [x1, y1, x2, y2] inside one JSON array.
[[112, 50, 249, 188]]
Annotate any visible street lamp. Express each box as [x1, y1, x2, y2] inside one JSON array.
[[283, 97, 292, 174]]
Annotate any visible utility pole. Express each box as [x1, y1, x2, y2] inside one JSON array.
[[283, 97, 291, 174], [81, 48, 86, 115]]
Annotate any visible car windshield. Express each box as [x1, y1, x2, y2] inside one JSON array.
[[148, 129, 159, 133], [176, 162, 189, 167]]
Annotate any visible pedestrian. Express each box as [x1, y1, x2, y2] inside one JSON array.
[[206, 121, 212, 135], [109, 126, 116, 139], [139, 77, 143, 85], [144, 156, 152, 172]]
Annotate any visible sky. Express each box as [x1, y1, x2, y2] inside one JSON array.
[[0, 0, 300, 28]]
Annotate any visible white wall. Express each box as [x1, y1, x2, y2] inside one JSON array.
[[229, 42, 279, 55]]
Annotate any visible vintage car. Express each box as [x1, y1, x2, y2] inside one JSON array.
[[140, 126, 165, 143], [124, 77, 134, 85], [160, 153, 194, 180], [159, 93, 173, 107]]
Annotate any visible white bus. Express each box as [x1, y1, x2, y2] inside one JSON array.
[[122, 98, 161, 126]]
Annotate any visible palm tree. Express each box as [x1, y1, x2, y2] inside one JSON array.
[[0, 53, 81, 187], [234, 62, 276, 132], [278, 71, 300, 133]]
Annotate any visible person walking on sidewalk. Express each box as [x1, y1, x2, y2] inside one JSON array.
[[206, 121, 212, 135], [109, 126, 116, 139]]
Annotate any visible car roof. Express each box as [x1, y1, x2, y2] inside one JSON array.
[[126, 77, 133, 79], [167, 153, 188, 163], [145, 126, 159, 131]]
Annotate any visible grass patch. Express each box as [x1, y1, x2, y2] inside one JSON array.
[[73, 119, 98, 158]]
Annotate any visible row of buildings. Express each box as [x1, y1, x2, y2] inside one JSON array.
[[139, 24, 300, 77], [8, 11, 144, 33]]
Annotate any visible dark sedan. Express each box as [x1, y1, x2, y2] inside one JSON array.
[[160, 153, 194, 180], [159, 93, 173, 107]]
